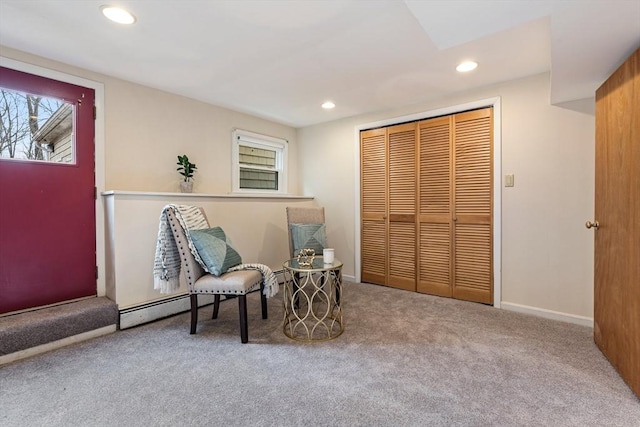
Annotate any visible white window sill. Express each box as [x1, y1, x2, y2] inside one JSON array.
[[100, 190, 313, 200]]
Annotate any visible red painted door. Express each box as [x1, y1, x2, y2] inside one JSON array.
[[0, 67, 96, 314]]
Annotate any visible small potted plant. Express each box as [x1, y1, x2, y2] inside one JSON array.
[[176, 154, 197, 193]]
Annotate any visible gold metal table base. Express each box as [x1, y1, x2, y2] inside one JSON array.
[[283, 258, 343, 342]]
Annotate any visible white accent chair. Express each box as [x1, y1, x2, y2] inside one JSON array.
[[166, 207, 267, 343]]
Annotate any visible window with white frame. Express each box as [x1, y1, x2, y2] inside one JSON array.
[[232, 129, 288, 194]]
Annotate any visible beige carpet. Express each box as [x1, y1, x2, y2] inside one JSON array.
[[0, 282, 637, 426]]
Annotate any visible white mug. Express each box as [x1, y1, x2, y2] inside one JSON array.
[[323, 248, 335, 264]]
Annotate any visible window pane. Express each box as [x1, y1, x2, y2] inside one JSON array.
[[240, 167, 278, 190], [239, 144, 276, 168], [232, 128, 287, 194], [0, 87, 74, 164]]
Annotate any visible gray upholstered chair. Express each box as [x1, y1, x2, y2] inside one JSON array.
[[285, 206, 326, 259], [166, 207, 267, 343], [285, 206, 338, 304]]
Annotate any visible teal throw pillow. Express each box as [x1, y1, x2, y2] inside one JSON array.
[[290, 223, 327, 256], [189, 227, 242, 276]]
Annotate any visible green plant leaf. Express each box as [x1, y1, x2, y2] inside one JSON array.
[[177, 154, 196, 181]]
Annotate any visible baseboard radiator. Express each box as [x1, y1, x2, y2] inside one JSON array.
[[119, 293, 213, 329], [119, 270, 285, 329]]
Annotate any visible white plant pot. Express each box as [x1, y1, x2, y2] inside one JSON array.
[[180, 181, 193, 193]]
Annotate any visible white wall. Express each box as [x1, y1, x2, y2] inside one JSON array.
[[1, 46, 313, 306], [297, 73, 595, 320], [0, 45, 299, 195], [2, 44, 595, 321], [104, 78, 300, 194]]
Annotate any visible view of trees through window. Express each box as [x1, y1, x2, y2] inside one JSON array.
[[0, 87, 74, 163]]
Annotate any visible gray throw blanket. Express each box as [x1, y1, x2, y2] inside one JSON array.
[[153, 204, 208, 294], [153, 204, 279, 297]]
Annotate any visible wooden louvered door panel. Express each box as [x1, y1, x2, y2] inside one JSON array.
[[361, 128, 387, 285], [453, 108, 493, 303], [418, 116, 453, 297], [361, 108, 492, 303], [388, 123, 417, 291]]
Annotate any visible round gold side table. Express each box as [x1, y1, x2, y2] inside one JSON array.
[[282, 257, 343, 342]]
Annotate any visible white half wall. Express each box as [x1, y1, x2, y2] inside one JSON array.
[[103, 191, 316, 309]]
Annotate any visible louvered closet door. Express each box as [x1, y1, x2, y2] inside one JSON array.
[[453, 108, 493, 303], [361, 128, 387, 285], [417, 116, 453, 297], [388, 123, 417, 291]]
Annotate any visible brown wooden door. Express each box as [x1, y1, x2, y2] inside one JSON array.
[[418, 116, 453, 297], [593, 47, 639, 397], [361, 128, 387, 286], [452, 108, 493, 304], [388, 123, 416, 291]]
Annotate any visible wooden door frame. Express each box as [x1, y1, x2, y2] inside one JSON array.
[[0, 56, 107, 299], [354, 97, 502, 307]]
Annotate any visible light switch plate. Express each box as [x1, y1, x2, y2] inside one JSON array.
[[505, 174, 515, 187]]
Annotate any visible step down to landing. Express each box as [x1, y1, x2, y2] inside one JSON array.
[[0, 297, 118, 361]]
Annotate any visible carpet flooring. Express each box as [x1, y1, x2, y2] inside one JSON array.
[[1, 282, 638, 426], [0, 297, 118, 355]]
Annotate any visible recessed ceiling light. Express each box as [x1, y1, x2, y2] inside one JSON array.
[[101, 5, 137, 25], [456, 61, 478, 73], [322, 101, 335, 109]]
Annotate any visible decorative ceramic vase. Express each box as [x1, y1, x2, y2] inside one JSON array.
[[180, 181, 193, 193]]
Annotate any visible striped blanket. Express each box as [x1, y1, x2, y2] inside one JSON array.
[[153, 204, 208, 294], [153, 204, 278, 297]]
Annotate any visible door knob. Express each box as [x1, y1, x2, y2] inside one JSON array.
[[585, 220, 599, 230]]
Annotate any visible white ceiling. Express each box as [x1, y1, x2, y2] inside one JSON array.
[[0, 0, 638, 128]]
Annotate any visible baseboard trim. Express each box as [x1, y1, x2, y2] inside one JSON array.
[[0, 325, 116, 366], [117, 269, 338, 330], [119, 293, 216, 329], [501, 302, 594, 328], [343, 274, 355, 282]]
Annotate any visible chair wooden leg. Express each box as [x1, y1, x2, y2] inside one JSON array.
[[260, 283, 268, 319], [190, 294, 198, 334], [322, 272, 340, 305], [212, 294, 221, 319], [238, 295, 248, 343]]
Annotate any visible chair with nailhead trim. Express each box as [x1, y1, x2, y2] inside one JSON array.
[[285, 206, 339, 305], [166, 207, 267, 343]]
